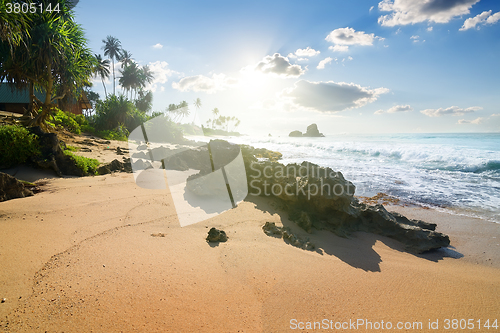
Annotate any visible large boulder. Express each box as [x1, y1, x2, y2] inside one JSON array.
[[0, 172, 33, 202], [288, 130, 303, 137], [241, 146, 449, 253]]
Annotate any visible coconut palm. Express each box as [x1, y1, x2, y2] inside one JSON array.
[[119, 50, 133, 68], [192, 97, 201, 124], [102, 35, 122, 95], [119, 62, 140, 99], [94, 54, 110, 98]]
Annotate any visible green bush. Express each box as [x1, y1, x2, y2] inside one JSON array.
[[50, 108, 90, 134], [0, 125, 40, 168], [96, 129, 128, 141], [63, 150, 99, 175], [81, 124, 95, 133]]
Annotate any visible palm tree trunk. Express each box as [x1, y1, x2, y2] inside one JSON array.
[[112, 59, 115, 95], [102, 78, 107, 98]]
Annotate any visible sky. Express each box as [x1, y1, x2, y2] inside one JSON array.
[[74, 0, 500, 135]]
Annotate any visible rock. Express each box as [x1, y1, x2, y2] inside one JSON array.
[[116, 147, 127, 155], [0, 172, 33, 202], [97, 158, 132, 175], [206, 227, 228, 242], [289, 124, 324, 137], [262, 222, 315, 250], [303, 123, 324, 137], [243, 147, 449, 254]]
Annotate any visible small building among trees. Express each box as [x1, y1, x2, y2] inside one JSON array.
[[0, 83, 91, 116]]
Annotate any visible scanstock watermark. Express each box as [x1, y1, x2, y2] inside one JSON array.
[[128, 115, 354, 227]]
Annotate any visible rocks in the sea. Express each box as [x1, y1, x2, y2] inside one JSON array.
[[262, 222, 315, 250], [0, 172, 34, 202], [289, 130, 303, 137], [288, 123, 325, 137], [206, 227, 228, 242], [244, 149, 449, 253], [304, 123, 324, 137], [97, 158, 132, 175]]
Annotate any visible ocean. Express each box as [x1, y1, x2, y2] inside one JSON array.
[[222, 133, 500, 224]]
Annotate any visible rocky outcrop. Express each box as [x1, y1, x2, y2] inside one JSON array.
[[241, 147, 449, 253], [0, 172, 33, 202], [288, 123, 324, 137], [304, 123, 324, 137]]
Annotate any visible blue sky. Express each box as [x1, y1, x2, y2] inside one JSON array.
[[74, 0, 500, 135]]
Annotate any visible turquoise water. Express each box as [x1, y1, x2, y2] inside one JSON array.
[[226, 133, 500, 223]]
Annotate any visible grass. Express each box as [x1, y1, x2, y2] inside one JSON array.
[[63, 150, 100, 175]]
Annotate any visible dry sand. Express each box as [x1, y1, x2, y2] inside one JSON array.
[[1, 137, 499, 332]]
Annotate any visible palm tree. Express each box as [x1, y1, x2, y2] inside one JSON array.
[[94, 54, 110, 98], [119, 62, 139, 99], [192, 97, 201, 124], [119, 50, 133, 68], [102, 35, 122, 95]]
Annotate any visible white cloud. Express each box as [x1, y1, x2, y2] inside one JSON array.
[[458, 117, 484, 124], [410, 35, 419, 39], [317, 57, 333, 69], [152, 43, 163, 49], [370, 6, 374, 12], [280, 80, 389, 113], [420, 106, 482, 117], [252, 53, 305, 78], [460, 10, 500, 30], [378, 0, 480, 26], [427, 26, 434, 31], [172, 73, 237, 94], [375, 104, 413, 114], [326, 27, 377, 46], [294, 47, 321, 57], [329, 45, 349, 52], [146, 61, 179, 92]]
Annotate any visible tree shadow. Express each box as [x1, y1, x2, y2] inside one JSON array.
[[244, 195, 463, 272]]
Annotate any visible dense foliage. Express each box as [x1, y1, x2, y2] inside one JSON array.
[[0, 125, 39, 168]]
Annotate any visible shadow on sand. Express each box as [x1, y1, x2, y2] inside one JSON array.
[[245, 195, 463, 272]]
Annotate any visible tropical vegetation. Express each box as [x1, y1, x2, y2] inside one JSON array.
[[0, 0, 96, 128]]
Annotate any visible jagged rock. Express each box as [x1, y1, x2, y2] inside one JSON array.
[[289, 130, 302, 137], [206, 227, 228, 242], [0, 172, 33, 202], [303, 123, 324, 137], [97, 158, 132, 175], [243, 148, 449, 254]]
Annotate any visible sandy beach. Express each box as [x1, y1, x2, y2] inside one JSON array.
[[1, 137, 499, 332]]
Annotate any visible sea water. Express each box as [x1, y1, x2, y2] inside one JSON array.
[[224, 133, 500, 224]]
